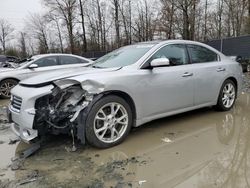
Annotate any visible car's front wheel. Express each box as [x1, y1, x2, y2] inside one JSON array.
[[215, 80, 236, 111], [85, 95, 133, 148], [0, 79, 18, 99]]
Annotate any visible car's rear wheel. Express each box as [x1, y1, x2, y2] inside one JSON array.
[[215, 80, 236, 111], [85, 95, 133, 148], [0, 79, 18, 99]]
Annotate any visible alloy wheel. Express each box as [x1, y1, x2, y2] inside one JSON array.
[[222, 83, 236, 108], [94, 102, 129, 144], [0, 81, 15, 97]]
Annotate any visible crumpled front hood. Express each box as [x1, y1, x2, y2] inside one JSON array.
[[20, 67, 120, 86]]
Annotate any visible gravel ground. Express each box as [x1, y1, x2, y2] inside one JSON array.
[[243, 73, 250, 93]]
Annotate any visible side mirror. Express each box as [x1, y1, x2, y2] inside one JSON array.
[[28, 64, 38, 69], [150, 58, 170, 68]]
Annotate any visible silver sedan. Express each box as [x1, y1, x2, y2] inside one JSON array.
[[9, 40, 243, 148], [0, 54, 92, 98]]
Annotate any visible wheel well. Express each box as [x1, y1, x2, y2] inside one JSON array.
[[103, 91, 137, 122], [0, 78, 20, 84], [226, 77, 238, 93]]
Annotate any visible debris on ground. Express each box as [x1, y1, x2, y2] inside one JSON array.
[[17, 170, 40, 186], [8, 137, 20, 145], [85, 179, 104, 188], [138, 180, 147, 186], [0, 124, 10, 131], [95, 156, 146, 184], [168, 132, 176, 136], [65, 145, 77, 152], [10, 158, 25, 171], [161, 137, 173, 143], [9, 142, 41, 171], [0, 140, 4, 144]]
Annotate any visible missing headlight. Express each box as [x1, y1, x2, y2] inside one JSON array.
[[34, 85, 86, 132]]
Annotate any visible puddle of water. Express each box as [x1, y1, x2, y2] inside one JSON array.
[[0, 94, 250, 187], [0, 99, 9, 107]]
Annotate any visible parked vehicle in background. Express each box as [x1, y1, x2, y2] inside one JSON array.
[[0, 55, 20, 68], [229, 56, 250, 72], [8, 40, 243, 149], [0, 54, 92, 98]]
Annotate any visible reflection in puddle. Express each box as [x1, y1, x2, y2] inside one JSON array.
[[0, 94, 250, 187]]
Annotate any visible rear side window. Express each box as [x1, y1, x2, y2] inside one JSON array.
[[187, 45, 218, 63], [34, 56, 58, 67], [60, 56, 88, 65], [150, 44, 189, 66]]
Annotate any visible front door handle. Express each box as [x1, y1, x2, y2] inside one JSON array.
[[216, 67, 226, 72], [182, 72, 193, 77]]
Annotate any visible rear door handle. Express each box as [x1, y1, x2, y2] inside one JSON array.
[[182, 72, 193, 77], [216, 67, 226, 72]]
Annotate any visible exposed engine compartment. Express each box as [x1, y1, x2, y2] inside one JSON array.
[[34, 85, 87, 134]]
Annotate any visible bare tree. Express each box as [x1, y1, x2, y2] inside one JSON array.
[[133, 0, 156, 42], [27, 13, 49, 54], [6, 0, 250, 55], [19, 32, 27, 58], [160, 0, 176, 39], [175, 0, 199, 40], [45, 12, 64, 53], [203, 0, 208, 40], [44, 0, 77, 53], [79, 0, 87, 52], [0, 19, 14, 54], [224, 0, 247, 37], [112, 0, 121, 47]]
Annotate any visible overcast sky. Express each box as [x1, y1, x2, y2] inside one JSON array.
[[0, 0, 43, 31]]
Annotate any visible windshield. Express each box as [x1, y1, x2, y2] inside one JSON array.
[[91, 44, 155, 68]]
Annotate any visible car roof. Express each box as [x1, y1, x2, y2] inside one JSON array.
[[32, 53, 84, 58], [30, 53, 92, 62], [135, 39, 213, 46]]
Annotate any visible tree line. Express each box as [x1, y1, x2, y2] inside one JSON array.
[[0, 0, 250, 58]]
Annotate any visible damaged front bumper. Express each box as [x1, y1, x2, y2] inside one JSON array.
[[9, 79, 104, 144], [9, 84, 54, 143]]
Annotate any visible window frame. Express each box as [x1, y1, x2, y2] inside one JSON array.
[[141, 43, 191, 69], [186, 44, 221, 64], [32, 56, 60, 68]]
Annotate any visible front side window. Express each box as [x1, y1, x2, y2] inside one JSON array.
[[149, 44, 189, 66], [34, 56, 58, 67], [187, 45, 218, 63]]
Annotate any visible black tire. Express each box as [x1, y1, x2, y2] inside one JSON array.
[[0, 79, 18, 99], [85, 95, 133, 148], [215, 79, 236, 111]]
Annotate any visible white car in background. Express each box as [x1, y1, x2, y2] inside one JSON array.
[[0, 54, 92, 98]]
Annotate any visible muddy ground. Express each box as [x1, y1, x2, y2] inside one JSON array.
[[1, 74, 250, 188]]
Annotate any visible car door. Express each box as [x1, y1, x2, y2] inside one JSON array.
[[138, 44, 195, 117], [186, 44, 226, 105]]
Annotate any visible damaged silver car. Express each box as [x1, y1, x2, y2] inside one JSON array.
[[8, 40, 243, 148]]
